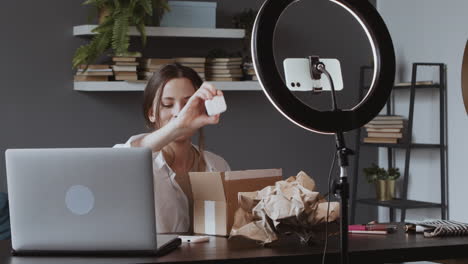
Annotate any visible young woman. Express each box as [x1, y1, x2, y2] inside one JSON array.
[[115, 63, 230, 234]]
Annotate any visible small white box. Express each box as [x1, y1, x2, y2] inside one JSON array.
[[205, 95, 227, 116], [161, 1, 217, 28]]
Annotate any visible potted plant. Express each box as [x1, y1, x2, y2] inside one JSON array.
[[363, 164, 400, 201], [73, 0, 170, 69]]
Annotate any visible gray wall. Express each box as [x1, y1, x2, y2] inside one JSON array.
[[0, 0, 377, 223], [377, 0, 468, 226]]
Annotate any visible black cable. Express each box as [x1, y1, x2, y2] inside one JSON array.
[[317, 63, 337, 112], [321, 149, 337, 264]]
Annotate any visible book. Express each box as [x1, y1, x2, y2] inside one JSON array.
[[115, 75, 138, 81], [74, 75, 108, 81], [114, 62, 140, 66], [209, 69, 243, 74], [114, 71, 138, 76], [207, 57, 242, 63], [207, 65, 242, 69], [364, 124, 404, 129], [75, 71, 113, 76], [191, 67, 206, 73], [368, 132, 403, 138], [175, 57, 206, 63], [78, 64, 110, 70], [394, 81, 433, 87], [76, 68, 113, 72], [112, 65, 137, 72], [366, 128, 402, 133], [368, 120, 404, 125], [208, 61, 243, 66], [372, 115, 404, 120], [113, 57, 137, 62], [363, 137, 398, 144]]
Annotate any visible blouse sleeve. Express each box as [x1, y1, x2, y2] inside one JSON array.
[[113, 133, 147, 148]]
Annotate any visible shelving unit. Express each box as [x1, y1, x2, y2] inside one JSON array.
[[73, 81, 261, 92], [73, 25, 245, 39], [73, 24, 258, 91], [351, 63, 447, 223]]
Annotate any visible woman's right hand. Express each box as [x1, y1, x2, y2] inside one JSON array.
[[172, 82, 223, 136]]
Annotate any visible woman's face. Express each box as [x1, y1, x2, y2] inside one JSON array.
[[155, 77, 196, 130]]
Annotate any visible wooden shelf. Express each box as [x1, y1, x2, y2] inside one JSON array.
[[73, 25, 245, 39], [361, 142, 442, 149], [73, 81, 261, 92], [356, 198, 442, 209]]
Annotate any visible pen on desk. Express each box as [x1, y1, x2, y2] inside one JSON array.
[[349, 224, 397, 232]]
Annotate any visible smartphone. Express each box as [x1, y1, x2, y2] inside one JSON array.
[[283, 58, 344, 92]]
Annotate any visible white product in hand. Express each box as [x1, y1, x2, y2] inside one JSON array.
[[205, 95, 227, 116]]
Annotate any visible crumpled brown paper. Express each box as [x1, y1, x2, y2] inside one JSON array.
[[230, 171, 340, 244]]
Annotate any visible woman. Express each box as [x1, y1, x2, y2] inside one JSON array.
[[115, 63, 230, 234]]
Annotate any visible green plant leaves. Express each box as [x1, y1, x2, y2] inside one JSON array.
[[73, 0, 168, 69]]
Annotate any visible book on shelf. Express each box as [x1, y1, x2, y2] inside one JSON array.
[[115, 75, 138, 81], [75, 71, 113, 76], [365, 124, 404, 129], [208, 61, 243, 66], [207, 57, 242, 63], [78, 64, 110, 70], [112, 65, 137, 72], [368, 120, 404, 125], [363, 137, 398, 144], [74, 75, 108, 82], [207, 65, 242, 69], [113, 57, 138, 62], [114, 71, 138, 76], [349, 230, 388, 235], [114, 62, 139, 66], [175, 57, 206, 64], [368, 132, 403, 138], [366, 128, 402, 133], [252, 75, 258, 81], [210, 68, 243, 74], [372, 115, 404, 120], [394, 81, 434, 87]]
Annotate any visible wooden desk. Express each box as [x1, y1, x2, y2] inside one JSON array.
[[1, 226, 468, 264]]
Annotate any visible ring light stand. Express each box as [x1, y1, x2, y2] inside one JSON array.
[[251, 1, 396, 263]]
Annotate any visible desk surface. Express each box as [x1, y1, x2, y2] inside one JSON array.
[[1, 226, 468, 264]]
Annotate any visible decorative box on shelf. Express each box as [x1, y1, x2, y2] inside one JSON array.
[[161, 1, 217, 28]]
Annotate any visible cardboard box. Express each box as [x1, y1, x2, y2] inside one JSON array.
[[160, 1, 217, 28], [189, 169, 282, 236]]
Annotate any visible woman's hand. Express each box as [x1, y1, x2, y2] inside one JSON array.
[[173, 82, 223, 135]]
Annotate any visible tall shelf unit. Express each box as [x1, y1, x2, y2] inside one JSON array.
[[351, 63, 448, 223], [73, 25, 261, 92]]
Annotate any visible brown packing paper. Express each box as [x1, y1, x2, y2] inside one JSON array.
[[189, 169, 282, 236], [230, 171, 340, 244]]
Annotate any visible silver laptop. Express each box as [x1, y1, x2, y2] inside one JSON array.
[[5, 148, 179, 255]]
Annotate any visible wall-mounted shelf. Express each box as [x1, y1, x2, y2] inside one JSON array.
[[74, 81, 261, 92], [73, 25, 245, 39]]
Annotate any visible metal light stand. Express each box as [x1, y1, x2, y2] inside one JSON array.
[[310, 56, 353, 264]]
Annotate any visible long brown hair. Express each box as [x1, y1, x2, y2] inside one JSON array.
[[143, 63, 206, 171]]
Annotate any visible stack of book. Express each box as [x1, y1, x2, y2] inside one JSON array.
[[206, 57, 243, 81], [363, 115, 405, 144], [139, 58, 175, 80], [174, 57, 206, 80], [74, 65, 113, 81], [243, 62, 257, 81], [112, 55, 141, 81]]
